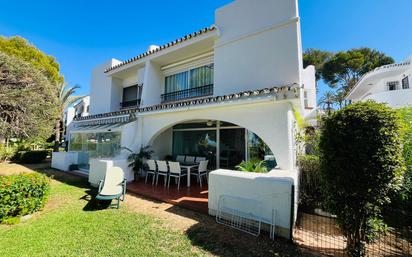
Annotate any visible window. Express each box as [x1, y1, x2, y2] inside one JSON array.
[[122, 85, 138, 102], [402, 76, 409, 89], [387, 81, 399, 91], [165, 64, 214, 94], [121, 84, 140, 108]]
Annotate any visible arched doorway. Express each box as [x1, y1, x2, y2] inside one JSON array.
[[151, 119, 276, 170]]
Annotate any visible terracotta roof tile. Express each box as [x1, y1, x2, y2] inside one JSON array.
[[104, 25, 217, 73]]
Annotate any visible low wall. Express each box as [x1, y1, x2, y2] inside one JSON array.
[[208, 169, 297, 239], [89, 157, 134, 187], [51, 152, 79, 171]]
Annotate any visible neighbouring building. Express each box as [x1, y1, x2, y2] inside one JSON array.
[[52, 0, 316, 239], [62, 96, 90, 146], [346, 55, 412, 108]]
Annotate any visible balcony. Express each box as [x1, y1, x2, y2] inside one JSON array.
[[120, 99, 140, 109], [161, 84, 213, 103]]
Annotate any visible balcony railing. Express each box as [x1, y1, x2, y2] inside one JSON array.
[[120, 99, 140, 109], [161, 84, 213, 103]]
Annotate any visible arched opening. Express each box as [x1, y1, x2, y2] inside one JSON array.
[[151, 119, 276, 170]]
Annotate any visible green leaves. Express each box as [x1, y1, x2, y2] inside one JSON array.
[[0, 173, 50, 223], [319, 101, 405, 255], [321, 48, 394, 92], [0, 52, 59, 140], [235, 159, 268, 173], [0, 36, 63, 85]]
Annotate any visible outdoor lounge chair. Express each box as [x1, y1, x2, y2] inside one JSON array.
[[96, 167, 127, 209]]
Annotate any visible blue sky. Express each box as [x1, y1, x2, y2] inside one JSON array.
[[1, 0, 412, 100]]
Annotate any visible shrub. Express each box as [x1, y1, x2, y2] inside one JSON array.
[[236, 159, 268, 173], [0, 173, 50, 223], [297, 155, 323, 211], [0, 145, 17, 162], [16, 150, 49, 163], [320, 101, 405, 256], [383, 107, 412, 228]]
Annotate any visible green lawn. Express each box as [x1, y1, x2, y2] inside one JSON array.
[[0, 164, 310, 257]]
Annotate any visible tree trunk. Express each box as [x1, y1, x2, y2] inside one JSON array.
[[53, 118, 61, 152]]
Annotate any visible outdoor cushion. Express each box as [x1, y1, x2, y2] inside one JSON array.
[[99, 184, 123, 196]]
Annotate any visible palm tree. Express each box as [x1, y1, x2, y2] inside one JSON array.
[[319, 90, 336, 115], [53, 83, 83, 152], [334, 89, 347, 109]]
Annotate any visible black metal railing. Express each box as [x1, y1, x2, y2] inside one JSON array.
[[161, 84, 213, 103], [120, 99, 140, 109]]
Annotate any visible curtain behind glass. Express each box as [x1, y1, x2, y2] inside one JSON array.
[[165, 71, 189, 93], [190, 64, 214, 89]]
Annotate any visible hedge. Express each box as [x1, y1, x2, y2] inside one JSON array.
[[0, 173, 50, 223], [16, 150, 49, 163]]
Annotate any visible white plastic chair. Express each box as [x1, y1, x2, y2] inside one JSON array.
[[96, 167, 126, 208], [176, 155, 186, 163], [168, 161, 187, 190], [192, 160, 209, 188], [195, 157, 206, 164], [185, 156, 195, 164], [145, 159, 157, 185], [155, 160, 168, 187]]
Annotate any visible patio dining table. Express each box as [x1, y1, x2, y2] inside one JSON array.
[[179, 163, 199, 187]]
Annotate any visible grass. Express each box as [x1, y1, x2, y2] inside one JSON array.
[[0, 162, 311, 257]]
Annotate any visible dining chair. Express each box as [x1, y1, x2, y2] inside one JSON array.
[[155, 160, 168, 187], [195, 157, 206, 164], [145, 159, 157, 185], [167, 161, 187, 190], [176, 155, 186, 163], [192, 160, 209, 188], [185, 156, 196, 164]]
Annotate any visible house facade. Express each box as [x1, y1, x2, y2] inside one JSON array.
[[53, 0, 316, 180], [62, 96, 90, 144], [346, 55, 412, 108]]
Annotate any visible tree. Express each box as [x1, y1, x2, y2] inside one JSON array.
[[320, 101, 405, 256], [319, 91, 335, 114], [0, 36, 63, 85], [303, 48, 333, 81], [333, 89, 347, 109], [0, 52, 59, 140], [53, 83, 83, 152], [322, 48, 394, 92]]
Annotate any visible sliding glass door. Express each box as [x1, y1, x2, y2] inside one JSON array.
[[171, 121, 274, 170], [219, 128, 245, 169]]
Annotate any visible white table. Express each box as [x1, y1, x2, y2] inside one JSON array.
[[180, 164, 199, 187]]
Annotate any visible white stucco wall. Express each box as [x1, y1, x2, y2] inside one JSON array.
[[208, 169, 297, 239], [364, 88, 412, 108], [141, 61, 164, 107], [89, 59, 121, 115], [213, 0, 302, 95], [134, 100, 296, 170]]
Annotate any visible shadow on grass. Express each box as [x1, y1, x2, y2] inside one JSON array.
[[162, 204, 315, 257], [20, 162, 116, 212]]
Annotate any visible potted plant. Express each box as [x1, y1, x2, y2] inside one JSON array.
[[123, 145, 154, 181]]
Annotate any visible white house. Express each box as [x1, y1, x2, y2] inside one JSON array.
[[52, 0, 316, 239], [346, 55, 412, 108], [62, 96, 90, 143]]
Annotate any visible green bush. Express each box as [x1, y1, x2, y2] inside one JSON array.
[[0, 145, 17, 162], [297, 155, 323, 211], [320, 101, 405, 256], [235, 159, 268, 173], [16, 150, 49, 163], [0, 173, 50, 223], [383, 107, 412, 228]]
